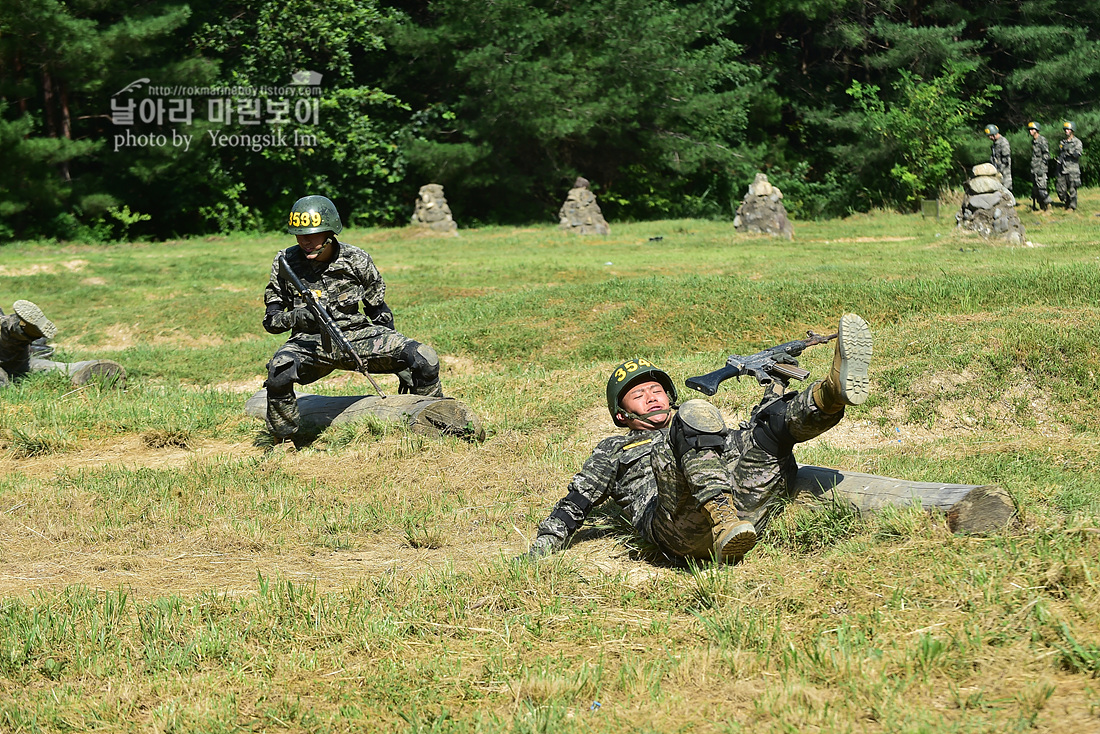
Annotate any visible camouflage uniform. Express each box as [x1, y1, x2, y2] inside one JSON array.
[[990, 135, 1012, 191], [263, 241, 443, 439], [534, 383, 842, 559], [1030, 133, 1051, 209], [1056, 136, 1084, 210], [0, 302, 56, 388], [0, 311, 33, 387]]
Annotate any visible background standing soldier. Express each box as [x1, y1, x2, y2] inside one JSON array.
[[1027, 122, 1052, 211], [985, 124, 1012, 191], [263, 195, 444, 445], [1056, 121, 1084, 211], [520, 314, 873, 565]]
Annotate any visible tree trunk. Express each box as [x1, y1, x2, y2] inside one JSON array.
[[245, 389, 486, 442], [792, 465, 1017, 535]]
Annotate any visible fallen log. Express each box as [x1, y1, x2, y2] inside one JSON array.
[[245, 389, 486, 442], [792, 465, 1017, 535], [29, 357, 126, 388]]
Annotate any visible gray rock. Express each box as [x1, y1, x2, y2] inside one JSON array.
[[734, 173, 794, 240], [558, 179, 610, 235], [972, 163, 1000, 178], [967, 176, 1003, 194], [967, 192, 1002, 210], [956, 173, 1026, 244], [411, 184, 458, 234]]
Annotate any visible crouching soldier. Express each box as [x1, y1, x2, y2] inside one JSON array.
[[263, 195, 445, 444], [521, 313, 873, 564]]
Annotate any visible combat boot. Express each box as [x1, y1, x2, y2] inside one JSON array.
[[12, 300, 57, 341], [813, 313, 872, 414], [703, 495, 757, 563]]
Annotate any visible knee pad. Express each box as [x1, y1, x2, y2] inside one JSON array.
[[400, 341, 440, 388], [265, 352, 300, 394], [752, 395, 795, 457], [670, 399, 728, 462]]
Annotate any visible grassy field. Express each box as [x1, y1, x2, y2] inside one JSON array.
[[1, 194, 1099, 732]]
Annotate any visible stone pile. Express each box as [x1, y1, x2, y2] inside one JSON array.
[[558, 177, 610, 235], [733, 173, 793, 240], [411, 183, 457, 234], [955, 164, 1025, 245]]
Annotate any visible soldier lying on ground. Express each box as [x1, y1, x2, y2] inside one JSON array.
[[1, 301, 126, 389], [0, 301, 57, 388], [263, 195, 445, 445], [520, 314, 873, 565]]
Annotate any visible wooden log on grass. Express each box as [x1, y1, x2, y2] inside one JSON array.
[[29, 357, 126, 387], [792, 465, 1017, 535], [245, 389, 486, 442]]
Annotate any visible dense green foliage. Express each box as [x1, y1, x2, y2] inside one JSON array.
[[2, 0, 1098, 239]]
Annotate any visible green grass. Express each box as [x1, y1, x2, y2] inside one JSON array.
[[2, 196, 1100, 731]]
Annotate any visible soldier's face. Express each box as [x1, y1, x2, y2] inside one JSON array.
[[619, 380, 671, 430], [296, 232, 334, 261], [1029, 130, 1039, 139]]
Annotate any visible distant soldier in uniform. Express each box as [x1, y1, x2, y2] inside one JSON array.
[[1056, 121, 1084, 211], [985, 124, 1012, 191], [1027, 122, 1052, 211], [263, 195, 444, 443], [0, 301, 57, 388], [521, 314, 873, 565]]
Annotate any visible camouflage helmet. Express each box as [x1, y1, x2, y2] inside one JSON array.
[[1027, 121, 1041, 132], [287, 195, 342, 235], [606, 358, 678, 427], [1064, 121, 1077, 133], [983, 124, 1000, 136]]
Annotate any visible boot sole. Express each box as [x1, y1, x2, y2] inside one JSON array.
[[714, 521, 757, 563], [13, 300, 57, 340], [837, 313, 872, 406]]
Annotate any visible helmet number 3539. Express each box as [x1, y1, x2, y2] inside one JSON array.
[[289, 211, 323, 229]]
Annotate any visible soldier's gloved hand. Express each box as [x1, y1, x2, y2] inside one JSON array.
[[289, 308, 317, 330], [518, 534, 562, 562], [263, 307, 318, 334], [263, 310, 292, 334]]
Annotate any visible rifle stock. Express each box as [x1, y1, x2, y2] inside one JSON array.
[[685, 364, 740, 396]]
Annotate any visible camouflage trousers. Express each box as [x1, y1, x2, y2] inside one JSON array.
[[649, 384, 842, 558], [0, 314, 33, 385], [1056, 172, 1080, 210], [264, 325, 443, 438], [1032, 170, 1051, 207]]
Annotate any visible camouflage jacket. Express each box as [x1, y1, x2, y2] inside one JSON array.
[[263, 242, 394, 334], [990, 136, 1012, 178], [1058, 136, 1083, 176], [536, 429, 665, 548], [1030, 135, 1049, 176]]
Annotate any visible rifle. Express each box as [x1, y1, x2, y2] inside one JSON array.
[[685, 330, 837, 396], [277, 252, 386, 398]]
